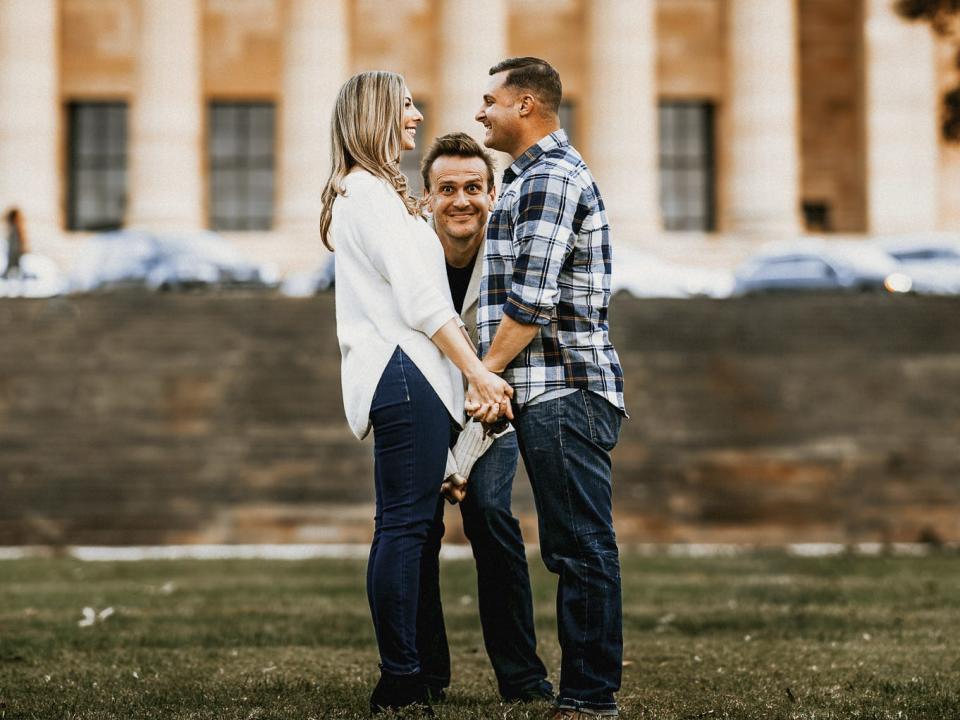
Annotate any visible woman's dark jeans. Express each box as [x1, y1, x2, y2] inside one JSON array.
[[367, 347, 451, 676]]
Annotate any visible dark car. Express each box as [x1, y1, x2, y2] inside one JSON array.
[[733, 241, 912, 295]]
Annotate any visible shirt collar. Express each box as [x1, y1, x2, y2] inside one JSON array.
[[502, 129, 569, 185]]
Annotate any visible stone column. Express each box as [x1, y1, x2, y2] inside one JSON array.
[[937, 38, 960, 230], [127, 0, 203, 230], [436, 0, 508, 144], [277, 0, 348, 234], [864, 0, 939, 233], [0, 0, 60, 243], [725, 0, 801, 234], [587, 0, 661, 238]]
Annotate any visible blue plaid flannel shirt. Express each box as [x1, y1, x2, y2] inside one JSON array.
[[477, 130, 626, 413]]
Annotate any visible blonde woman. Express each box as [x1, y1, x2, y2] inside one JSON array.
[[319, 71, 513, 714]]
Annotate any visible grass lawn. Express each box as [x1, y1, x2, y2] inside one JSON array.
[[1, 552, 959, 719]]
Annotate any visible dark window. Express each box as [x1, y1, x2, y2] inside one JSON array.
[[802, 200, 832, 232], [659, 101, 716, 232], [209, 102, 275, 230], [67, 102, 128, 231]]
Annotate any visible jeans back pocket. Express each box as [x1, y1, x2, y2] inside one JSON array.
[[583, 390, 622, 452]]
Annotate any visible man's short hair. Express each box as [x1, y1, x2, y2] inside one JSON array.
[[420, 132, 497, 192], [489, 57, 562, 116]]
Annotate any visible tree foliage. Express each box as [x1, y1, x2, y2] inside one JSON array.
[[896, 0, 960, 34], [895, 0, 960, 141]]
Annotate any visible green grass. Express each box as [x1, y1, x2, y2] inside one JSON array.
[[2, 552, 959, 719]]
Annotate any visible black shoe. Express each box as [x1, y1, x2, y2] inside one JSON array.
[[503, 684, 555, 703], [369, 670, 434, 715], [424, 684, 447, 703]]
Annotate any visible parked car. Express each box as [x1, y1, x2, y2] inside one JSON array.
[[612, 249, 734, 299], [876, 233, 960, 295], [0, 253, 69, 298], [70, 229, 277, 292], [733, 240, 913, 296], [280, 255, 335, 297]]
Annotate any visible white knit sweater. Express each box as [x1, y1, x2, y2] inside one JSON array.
[[332, 170, 464, 440]]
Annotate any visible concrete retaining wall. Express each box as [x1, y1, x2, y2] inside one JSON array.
[[1, 292, 957, 545]]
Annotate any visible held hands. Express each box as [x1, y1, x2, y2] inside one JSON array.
[[464, 367, 514, 424], [441, 472, 467, 504]]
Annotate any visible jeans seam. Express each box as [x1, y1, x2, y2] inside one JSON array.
[[581, 390, 598, 444], [558, 396, 589, 678], [396, 348, 411, 402], [374, 381, 419, 675]]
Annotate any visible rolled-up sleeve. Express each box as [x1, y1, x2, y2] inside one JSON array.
[[351, 180, 458, 337], [503, 171, 579, 326]]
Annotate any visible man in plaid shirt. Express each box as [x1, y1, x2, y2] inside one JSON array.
[[472, 57, 627, 719]]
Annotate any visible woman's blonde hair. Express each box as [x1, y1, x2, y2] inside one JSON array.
[[319, 71, 422, 250]]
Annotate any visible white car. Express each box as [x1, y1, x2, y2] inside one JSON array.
[[280, 255, 336, 297], [0, 253, 69, 298], [876, 233, 960, 295], [70, 229, 276, 292], [612, 249, 734, 299]]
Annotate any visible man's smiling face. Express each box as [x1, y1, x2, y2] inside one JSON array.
[[427, 155, 495, 247], [475, 71, 521, 155]]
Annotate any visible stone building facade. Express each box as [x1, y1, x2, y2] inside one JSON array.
[[0, 0, 958, 273]]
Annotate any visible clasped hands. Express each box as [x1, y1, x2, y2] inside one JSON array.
[[464, 362, 514, 425], [442, 364, 511, 505], [443, 369, 509, 505]]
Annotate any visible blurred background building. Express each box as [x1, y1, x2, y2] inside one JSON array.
[[1, 0, 958, 276]]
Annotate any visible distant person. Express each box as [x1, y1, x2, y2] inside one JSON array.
[[318, 70, 513, 715], [415, 132, 553, 704], [3, 207, 28, 278]]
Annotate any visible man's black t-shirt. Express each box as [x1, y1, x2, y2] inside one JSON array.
[[445, 252, 478, 314]]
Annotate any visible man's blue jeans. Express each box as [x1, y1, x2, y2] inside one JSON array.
[[417, 431, 552, 700], [460, 431, 552, 698], [367, 347, 451, 677], [513, 390, 624, 714]]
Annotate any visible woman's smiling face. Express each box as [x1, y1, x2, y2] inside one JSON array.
[[401, 86, 423, 151]]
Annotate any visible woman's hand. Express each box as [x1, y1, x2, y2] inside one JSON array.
[[465, 368, 514, 423], [428, 318, 513, 422]]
